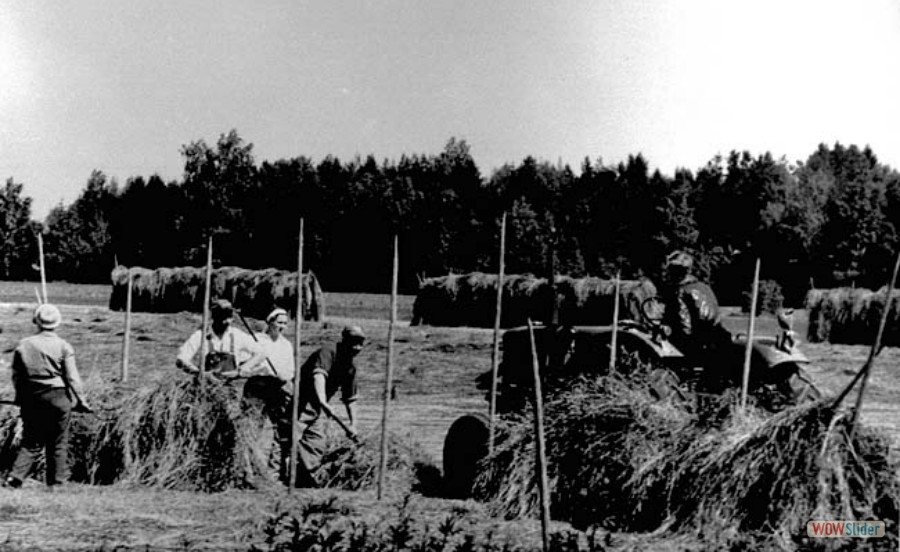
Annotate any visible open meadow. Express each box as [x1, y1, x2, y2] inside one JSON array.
[[0, 281, 897, 550]]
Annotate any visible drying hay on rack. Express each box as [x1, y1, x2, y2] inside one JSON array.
[[109, 266, 325, 321], [473, 370, 899, 549], [805, 287, 900, 346], [472, 368, 694, 531], [411, 272, 657, 328]]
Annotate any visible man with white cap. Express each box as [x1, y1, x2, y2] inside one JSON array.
[[5, 304, 89, 489], [290, 324, 365, 487]]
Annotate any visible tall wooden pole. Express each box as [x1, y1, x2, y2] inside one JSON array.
[[37, 233, 47, 303], [608, 271, 621, 373], [289, 219, 305, 491], [120, 268, 133, 382], [488, 212, 507, 455], [378, 235, 400, 500], [527, 319, 552, 552], [198, 237, 214, 391], [740, 258, 761, 411], [847, 252, 900, 436]]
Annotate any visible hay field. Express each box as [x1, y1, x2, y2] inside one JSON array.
[[0, 288, 898, 550]]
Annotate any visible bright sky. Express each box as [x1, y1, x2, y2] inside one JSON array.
[[2, 0, 900, 220]]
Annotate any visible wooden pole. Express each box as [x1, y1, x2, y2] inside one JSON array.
[[527, 319, 551, 552], [740, 258, 761, 411], [37, 233, 47, 303], [608, 271, 621, 373], [846, 252, 900, 436], [488, 212, 507, 455], [378, 235, 400, 500], [34, 287, 42, 305], [120, 268, 133, 382], [289, 219, 305, 491], [198, 237, 214, 390]]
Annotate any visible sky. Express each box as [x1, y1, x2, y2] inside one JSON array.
[[2, 0, 900, 220]]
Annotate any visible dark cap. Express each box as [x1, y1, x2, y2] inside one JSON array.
[[210, 299, 234, 319], [341, 325, 366, 342]]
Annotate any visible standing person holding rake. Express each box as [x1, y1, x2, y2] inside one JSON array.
[[175, 299, 266, 380], [5, 304, 90, 489]]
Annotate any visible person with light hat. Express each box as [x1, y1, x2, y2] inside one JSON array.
[[176, 298, 266, 379], [289, 324, 365, 487], [5, 304, 89, 489]]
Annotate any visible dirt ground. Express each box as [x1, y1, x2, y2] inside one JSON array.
[[0, 286, 897, 550]]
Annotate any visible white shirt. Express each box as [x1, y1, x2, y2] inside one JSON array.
[[177, 326, 262, 368], [257, 333, 295, 382]]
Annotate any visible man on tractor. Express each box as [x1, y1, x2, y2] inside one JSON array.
[[660, 250, 734, 392]]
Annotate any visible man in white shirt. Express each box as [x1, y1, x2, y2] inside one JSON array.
[[176, 299, 265, 378]]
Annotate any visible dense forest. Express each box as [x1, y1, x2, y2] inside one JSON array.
[[2, 130, 899, 306]]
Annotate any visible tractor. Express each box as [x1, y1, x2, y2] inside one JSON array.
[[442, 296, 820, 498]]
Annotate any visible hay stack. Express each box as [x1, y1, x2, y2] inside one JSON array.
[[87, 377, 273, 490], [805, 287, 900, 345], [411, 272, 656, 328], [473, 376, 899, 548], [316, 429, 436, 494], [110, 266, 325, 321], [473, 370, 694, 530]]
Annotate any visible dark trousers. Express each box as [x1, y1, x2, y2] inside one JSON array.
[[10, 388, 73, 486]]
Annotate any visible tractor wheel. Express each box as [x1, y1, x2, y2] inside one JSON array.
[[443, 413, 490, 499]]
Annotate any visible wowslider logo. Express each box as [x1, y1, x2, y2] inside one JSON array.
[[807, 521, 885, 538]]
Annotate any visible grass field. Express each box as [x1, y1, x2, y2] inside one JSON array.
[[0, 283, 897, 550]]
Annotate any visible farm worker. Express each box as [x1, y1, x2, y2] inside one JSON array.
[[5, 304, 90, 489], [660, 250, 733, 389], [240, 307, 296, 478], [290, 325, 365, 487], [175, 299, 266, 379]]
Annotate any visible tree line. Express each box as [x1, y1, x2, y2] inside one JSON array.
[[2, 130, 899, 306]]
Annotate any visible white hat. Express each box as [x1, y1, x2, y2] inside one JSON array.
[[34, 304, 62, 330], [266, 307, 288, 323]]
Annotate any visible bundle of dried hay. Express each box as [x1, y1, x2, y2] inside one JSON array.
[[805, 287, 900, 346], [109, 266, 325, 321], [411, 272, 657, 328], [316, 429, 436, 494], [85, 377, 273, 491], [631, 401, 900, 549], [472, 367, 693, 530]]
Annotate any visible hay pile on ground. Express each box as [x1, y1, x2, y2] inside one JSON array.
[[86, 377, 273, 490], [109, 266, 325, 321], [805, 287, 900, 345], [631, 400, 900, 548], [474, 372, 899, 549], [411, 272, 657, 328], [316, 429, 439, 494]]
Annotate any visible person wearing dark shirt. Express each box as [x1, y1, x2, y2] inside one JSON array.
[[661, 251, 734, 390], [290, 325, 364, 486]]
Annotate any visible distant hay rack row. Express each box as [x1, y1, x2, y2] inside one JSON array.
[[109, 266, 325, 321], [805, 287, 900, 345], [412, 272, 657, 328]]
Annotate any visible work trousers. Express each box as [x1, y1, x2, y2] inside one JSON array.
[[10, 387, 73, 486]]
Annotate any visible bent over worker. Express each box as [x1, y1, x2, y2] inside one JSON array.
[[291, 325, 364, 487], [6, 304, 90, 489]]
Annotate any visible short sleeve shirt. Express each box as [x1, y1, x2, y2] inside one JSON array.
[[299, 344, 358, 410]]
